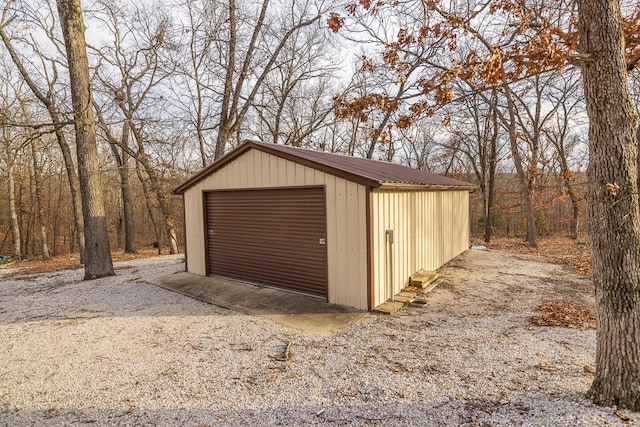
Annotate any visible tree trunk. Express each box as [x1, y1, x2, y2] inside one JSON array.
[[57, 0, 114, 279], [7, 163, 21, 261], [55, 122, 86, 263], [28, 161, 36, 256], [215, 0, 237, 160], [53, 171, 64, 255], [484, 98, 499, 243], [121, 152, 137, 254], [139, 158, 179, 254], [557, 141, 580, 240], [578, 0, 640, 410], [503, 84, 537, 247], [32, 142, 50, 259], [215, 123, 231, 160], [484, 149, 497, 242], [135, 161, 162, 249], [570, 202, 579, 240], [17, 181, 26, 258], [110, 142, 136, 253], [560, 151, 580, 240]]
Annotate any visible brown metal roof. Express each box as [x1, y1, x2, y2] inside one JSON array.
[[174, 140, 474, 194]]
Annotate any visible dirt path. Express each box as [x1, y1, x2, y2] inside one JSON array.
[[0, 249, 634, 426]]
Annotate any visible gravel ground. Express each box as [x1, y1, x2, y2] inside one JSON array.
[[0, 250, 636, 426]]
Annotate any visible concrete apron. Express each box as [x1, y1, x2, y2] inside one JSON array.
[[148, 272, 368, 335]]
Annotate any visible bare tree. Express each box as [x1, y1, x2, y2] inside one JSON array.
[[543, 73, 585, 239], [497, 75, 565, 247], [446, 89, 502, 242], [251, 22, 337, 147], [91, 0, 179, 254], [0, 69, 26, 260], [213, 0, 323, 157], [56, 0, 114, 279], [1, 0, 86, 261], [30, 136, 51, 259], [173, 0, 225, 166]]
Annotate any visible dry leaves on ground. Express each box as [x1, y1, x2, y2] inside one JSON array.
[[0, 248, 164, 277], [483, 236, 592, 277], [529, 301, 596, 330]]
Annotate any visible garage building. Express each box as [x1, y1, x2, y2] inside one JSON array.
[[174, 141, 473, 311]]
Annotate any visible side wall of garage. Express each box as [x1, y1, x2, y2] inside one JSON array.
[[371, 189, 470, 307], [183, 149, 369, 310]]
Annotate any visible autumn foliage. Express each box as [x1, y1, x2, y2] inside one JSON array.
[[329, 0, 640, 130]]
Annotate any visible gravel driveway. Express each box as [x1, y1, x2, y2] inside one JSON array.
[[0, 250, 635, 426]]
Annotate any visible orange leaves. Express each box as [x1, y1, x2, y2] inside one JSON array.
[[448, 34, 458, 51], [357, 0, 386, 11], [418, 27, 429, 43], [396, 115, 412, 129], [424, 0, 440, 11], [382, 27, 423, 69], [435, 86, 455, 104], [489, 0, 524, 18], [327, 12, 344, 32], [383, 48, 399, 67], [360, 56, 377, 73], [417, 79, 435, 94], [331, 0, 640, 136], [397, 28, 414, 46], [333, 92, 399, 122], [480, 49, 505, 85], [432, 23, 443, 38], [409, 101, 430, 116], [445, 12, 464, 28], [346, 0, 385, 14], [369, 126, 392, 144], [623, 7, 640, 68]]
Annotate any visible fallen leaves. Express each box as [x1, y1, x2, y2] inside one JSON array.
[[387, 362, 406, 373], [486, 236, 592, 277], [529, 301, 596, 330], [615, 410, 631, 421], [537, 361, 556, 371], [2, 248, 164, 277]]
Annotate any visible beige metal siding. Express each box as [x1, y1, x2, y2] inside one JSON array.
[[372, 189, 470, 306], [183, 149, 368, 310]]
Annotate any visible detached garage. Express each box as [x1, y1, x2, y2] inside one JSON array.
[[174, 141, 473, 311]]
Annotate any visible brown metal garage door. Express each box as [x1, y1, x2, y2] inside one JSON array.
[[205, 187, 327, 297]]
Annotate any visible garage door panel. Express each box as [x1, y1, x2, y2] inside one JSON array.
[[212, 263, 327, 284], [206, 187, 328, 297], [210, 247, 327, 265], [211, 236, 321, 246], [211, 253, 327, 269], [210, 244, 327, 259]]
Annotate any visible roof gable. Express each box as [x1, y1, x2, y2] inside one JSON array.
[[174, 140, 474, 194]]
